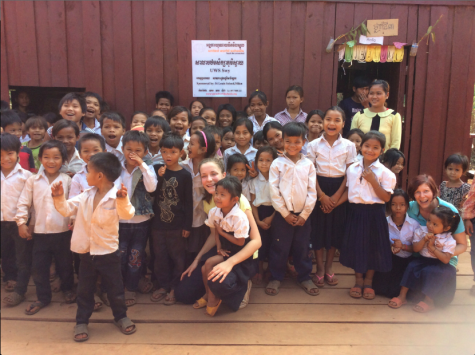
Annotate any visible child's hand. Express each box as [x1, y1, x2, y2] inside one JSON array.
[[68, 219, 75, 231], [284, 213, 298, 226], [116, 183, 128, 198], [214, 221, 224, 236], [392, 247, 401, 254], [218, 249, 230, 257], [18, 225, 32, 240], [261, 216, 273, 227], [391, 238, 403, 249], [246, 162, 258, 178], [294, 216, 306, 226], [182, 230, 190, 238], [464, 219, 473, 236], [51, 181, 64, 197], [362, 167, 378, 186], [158, 165, 167, 177], [319, 195, 335, 212], [128, 152, 144, 166], [257, 220, 270, 230], [358, 93, 370, 108]]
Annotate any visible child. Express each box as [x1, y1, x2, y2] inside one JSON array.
[[248, 91, 277, 132], [1, 134, 34, 306], [190, 116, 208, 136], [338, 76, 371, 137], [236, 111, 248, 120], [144, 116, 171, 165], [82, 92, 103, 134], [390, 206, 458, 312], [14, 90, 33, 116], [52, 120, 84, 176], [150, 133, 193, 305], [274, 85, 307, 125], [200, 107, 217, 126], [118, 131, 158, 306], [51, 152, 137, 341], [339, 131, 396, 300], [47, 93, 86, 138], [439, 153, 470, 214], [227, 154, 251, 202], [462, 182, 475, 297], [168, 106, 192, 155], [155, 90, 174, 116], [372, 189, 419, 299], [250, 146, 278, 284], [15, 140, 76, 314], [130, 111, 148, 130], [307, 106, 357, 287], [263, 121, 284, 155], [216, 104, 237, 128], [381, 148, 405, 175], [190, 100, 205, 118], [23, 116, 48, 171], [150, 109, 167, 119], [203, 176, 252, 316], [223, 118, 257, 170], [305, 110, 324, 144], [244, 105, 252, 117], [346, 128, 364, 155], [203, 125, 223, 158], [101, 112, 126, 163], [267, 122, 318, 296], [220, 127, 235, 154], [43, 112, 59, 128], [252, 131, 267, 150]]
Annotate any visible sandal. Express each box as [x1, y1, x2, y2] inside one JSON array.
[[93, 294, 103, 312], [300, 279, 319, 296], [138, 277, 153, 294], [363, 286, 375, 300], [63, 290, 77, 304], [150, 289, 167, 303], [252, 273, 263, 285], [3, 292, 25, 307], [325, 273, 339, 286], [50, 277, 61, 293], [265, 280, 281, 296], [124, 291, 136, 307], [205, 299, 222, 317], [25, 301, 47, 315], [4, 280, 16, 292], [239, 280, 253, 309], [193, 297, 208, 309], [349, 285, 363, 299], [73, 324, 89, 342], [114, 317, 137, 335], [312, 274, 325, 287], [164, 294, 176, 306], [99, 292, 110, 307], [413, 301, 434, 313], [388, 297, 407, 309]]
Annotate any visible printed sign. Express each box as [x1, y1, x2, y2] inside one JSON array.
[[192, 40, 247, 98], [367, 19, 399, 37], [359, 35, 384, 45]]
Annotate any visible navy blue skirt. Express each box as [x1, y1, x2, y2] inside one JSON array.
[[311, 176, 347, 250], [373, 254, 412, 298], [187, 224, 210, 253], [257, 205, 275, 261], [340, 203, 392, 273]]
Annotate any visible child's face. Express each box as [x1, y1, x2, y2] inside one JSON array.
[[253, 139, 266, 150], [229, 162, 247, 182], [131, 114, 147, 129], [257, 151, 273, 174], [368, 85, 388, 108], [151, 110, 167, 119], [348, 133, 362, 153], [202, 110, 217, 126], [390, 195, 407, 219], [40, 147, 63, 175], [145, 125, 165, 151], [79, 140, 103, 164], [169, 112, 190, 137], [17, 92, 30, 108], [213, 134, 222, 154], [361, 138, 383, 162], [59, 99, 84, 123], [245, 106, 253, 117], [234, 124, 252, 148], [284, 134, 305, 156], [190, 101, 204, 117], [446, 163, 463, 182], [286, 90, 303, 111], [28, 124, 46, 143], [307, 114, 324, 137], [218, 110, 233, 128], [54, 127, 77, 154], [123, 141, 147, 167], [101, 118, 125, 148], [190, 120, 206, 136], [200, 162, 225, 195], [1, 149, 19, 172], [250, 97, 268, 119], [3, 123, 22, 139], [427, 214, 449, 235], [85, 163, 102, 187], [221, 132, 235, 151], [187, 134, 205, 159], [85, 96, 101, 120], [266, 128, 284, 151], [156, 98, 172, 115], [214, 185, 238, 210], [323, 110, 344, 137], [161, 147, 182, 167], [391, 157, 405, 175]]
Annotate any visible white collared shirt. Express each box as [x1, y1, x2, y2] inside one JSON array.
[[223, 144, 258, 171], [269, 154, 317, 220], [242, 179, 252, 202], [81, 119, 102, 135], [1, 164, 33, 221], [346, 156, 396, 204], [119, 162, 157, 223], [387, 214, 419, 258], [307, 135, 357, 177], [106, 140, 125, 164], [60, 149, 84, 175], [205, 203, 249, 239], [250, 172, 272, 207], [181, 158, 207, 227], [53, 186, 135, 255], [15, 171, 71, 233], [69, 164, 88, 199], [413, 226, 456, 258], [144, 151, 164, 165], [248, 114, 277, 133]]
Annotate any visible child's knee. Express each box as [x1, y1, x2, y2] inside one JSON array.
[[127, 249, 143, 270]]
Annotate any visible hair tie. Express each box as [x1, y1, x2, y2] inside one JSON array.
[[200, 130, 208, 149]]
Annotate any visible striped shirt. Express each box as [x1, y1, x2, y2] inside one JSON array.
[[274, 109, 307, 126]]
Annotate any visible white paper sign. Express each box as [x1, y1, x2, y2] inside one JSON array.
[[192, 40, 247, 98], [359, 35, 384, 45]]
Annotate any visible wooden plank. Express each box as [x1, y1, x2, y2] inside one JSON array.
[[242, 1, 260, 110], [47, 1, 68, 87], [228, 1, 243, 110], [163, 1, 178, 103], [389, 5, 409, 44], [82, 1, 103, 95], [3, 2, 20, 85], [33, 1, 52, 87], [131, 1, 147, 112], [463, 7, 475, 157], [195, 1, 212, 108], [354, 3, 373, 26], [289, 2, 306, 98], [371, 4, 392, 45], [1, 2, 10, 101], [318, 2, 337, 109], [65, 1, 85, 88], [100, 1, 116, 109], [406, 5, 418, 43], [259, 1, 274, 112]]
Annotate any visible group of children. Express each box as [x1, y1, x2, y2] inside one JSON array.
[[1, 82, 473, 341]]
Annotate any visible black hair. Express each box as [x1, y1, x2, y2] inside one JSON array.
[[1, 109, 22, 129], [159, 132, 184, 150], [131, 111, 149, 121], [324, 106, 346, 122], [100, 111, 126, 129], [283, 122, 307, 139], [189, 100, 205, 110], [233, 117, 253, 135], [306, 109, 325, 124], [263, 121, 283, 141], [25, 116, 49, 131], [256, 145, 278, 162], [215, 176, 242, 200], [387, 188, 410, 215], [122, 130, 150, 151], [191, 129, 216, 158], [39, 140, 68, 163], [52, 119, 80, 137], [236, 111, 248, 120], [444, 153, 469, 173], [353, 77, 371, 89], [150, 109, 166, 117], [381, 148, 406, 169], [101, 101, 111, 112], [217, 104, 237, 126], [58, 92, 86, 114], [226, 153, 249, 174], [249, 90, 268, 105], [88, 152, 123, 182], [199, 107, 215, 116], [253, 130, 265, 143], [167, 106, 192, 124], [430, 206, 461, 234], [222, 126, 233, 136], [285, 85, 304, 97], [144, 116, 171, 133], [243, 105, 251, 114], [1, 133, 21, 153], [369, 79, 390, 94], [16, 111, 28, 124], [0, 100, 9, 110], [361, 130, 386, 150], [155, 91, 174, 106], [78, 133, 106, 152], [346, 128, 365, 140], [191, 116, 208, 127], [43, 112, 59, 125], [84, 91, 103, 107], [203, 125, 223, 139]]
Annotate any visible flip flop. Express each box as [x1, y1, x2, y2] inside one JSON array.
[[239, 280, 253, 309], [363, 286, 375, 300], [150, 289, 167, 303], [63, 290, 77, 304], [163, 294, 176, 306], [388, 297, 407, 309], [300, 279, 319, 296], [73, 324, 89, 342], [124, 291, 137, 307], [312, 274, 325, 287], [349, 285, 363, 299], [138, 277, 153, 294], [4, 280, 16, 292], [325, 273, 339, 286], [205, 300, 222, 317], [114, 317, 137, 335], [93, 294, 103, 312], [193, 297, 208, 309], [25, 301, 47, 315], [3, 292, 25, 307], [265, 280, 281, 296], [413, 301, 434, 313]]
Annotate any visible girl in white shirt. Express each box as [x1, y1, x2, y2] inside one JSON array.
[[307, 106, 357, 287], [226, 154, 252, 202], [338, 131, 396, 300], [223, 118, 257, 171], [52, 120, 84, 177]]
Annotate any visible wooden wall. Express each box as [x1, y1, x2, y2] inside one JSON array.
[[1, 1, 474, 183]]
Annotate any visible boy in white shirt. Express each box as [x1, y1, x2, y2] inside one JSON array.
[[52, 152, 137, 341], [101, 112, 126, 164]]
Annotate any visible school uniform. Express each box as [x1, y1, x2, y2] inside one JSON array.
[[106, 140, 125, 164], [269, 153, 317, 283], [307, 135, 357, 250], [248, 114, 277, 133], [241, 179, 252, 202], [81, 119, 102, 135], [274, 109, 307, 126], [60, 149, 84, 175], [223, 144, 257, 171], [144, 151, 164, 166], [340, 156, 396, 274]]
